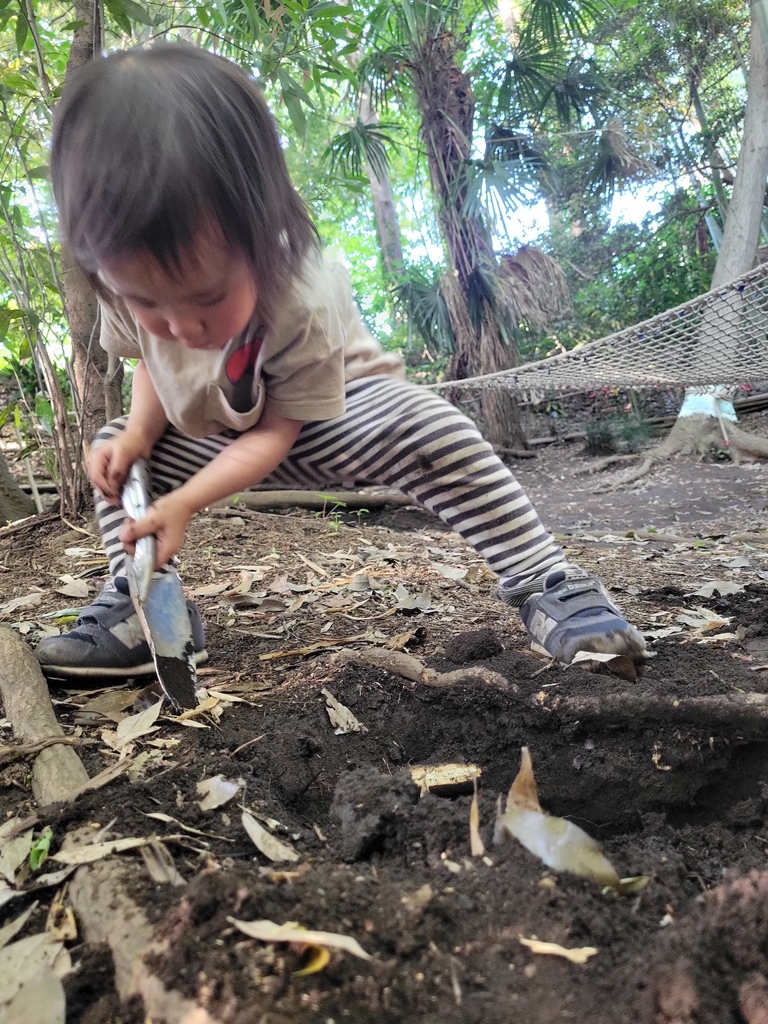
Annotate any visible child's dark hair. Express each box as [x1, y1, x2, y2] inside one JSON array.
[[51, 44, 319, 319]]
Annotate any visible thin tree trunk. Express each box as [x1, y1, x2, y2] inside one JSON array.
[[357, 83, 405, 283], [711, 15, 768, 287], [61, 0, 123, 458]]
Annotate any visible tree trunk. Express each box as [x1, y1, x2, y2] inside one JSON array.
[[409, 30, 526, 449], [61, 0, 123, 458], [357, 84, 405, 283], [710, 15, 768, 288], [0, 452, 36, 522], [627, 13, 768, 482]]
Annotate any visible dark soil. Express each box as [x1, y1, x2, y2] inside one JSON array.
[[3, 433, 768, 1023]]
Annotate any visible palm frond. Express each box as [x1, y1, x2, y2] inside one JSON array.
[[521, 0, 609, 49], [461, 151, 545, 228], [499, 246, 573, 330], [497, 47, 566, 120], [357, 46, 410, 110], [323, 120, 401, 180], [587, 117, 657, 198], [392, 268, 455, 355]]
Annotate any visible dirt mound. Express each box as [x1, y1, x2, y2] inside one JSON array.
[[3, 439, 768, 1022]]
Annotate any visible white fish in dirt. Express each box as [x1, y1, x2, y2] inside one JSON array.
[[122, 458, 156, 602]]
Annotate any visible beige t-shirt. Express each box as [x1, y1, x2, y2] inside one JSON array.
[[99, 254, 404, 438]]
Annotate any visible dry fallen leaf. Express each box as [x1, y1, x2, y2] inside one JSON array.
[[114, 699, 164, 749], [227, 917, 371, 961], [495, 748, 621, 889], [0, 902, 38, 952], [44, 891, 77, 943], [0, 593, 43, 617], [0, 965, 66, 1024], [241, 811, 300, 863], [51, 836, 160, 865], [0, 933, 71, 1007], [54, 575, 91, 599], [196, 775, 242, 811], [519, 936, 598, 964], [676, 606, 731, 632], [139, 839, 186, 886], [322, 689, 368, 735], [688, 580, 745, 598], [570, 650, 637, 682], [469, 781, 485, 857], [0, 831, 33, 885]]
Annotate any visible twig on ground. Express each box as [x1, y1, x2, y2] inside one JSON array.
[[0, 735, 81, 767]]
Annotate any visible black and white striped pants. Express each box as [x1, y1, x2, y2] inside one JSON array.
[[95, 376, 564, 589]]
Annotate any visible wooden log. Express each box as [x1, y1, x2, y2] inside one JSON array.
[[70, 860, 223, 1024], [0, 625, 89, 804], [213, 488, 413, 511]]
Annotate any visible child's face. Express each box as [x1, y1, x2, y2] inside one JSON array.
[[100, 228, 258, 350]]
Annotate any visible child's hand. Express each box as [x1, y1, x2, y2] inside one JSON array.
[[88, 433, 149, 505], [120, 491, 195, 569]]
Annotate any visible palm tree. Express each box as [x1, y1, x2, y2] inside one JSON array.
[[351, 0, 613, 444]]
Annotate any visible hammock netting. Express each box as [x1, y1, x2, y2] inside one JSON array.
[[430, 262, 768, 394]]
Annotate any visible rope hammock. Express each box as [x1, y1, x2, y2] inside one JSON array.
[[430, 262, 768, 394]]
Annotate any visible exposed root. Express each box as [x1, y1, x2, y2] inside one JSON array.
[[579, 453, 638, 474], [0, 625, 89, 804], [726, 421, 768, 459], [554, 690, 768, 730], [594, 413, 768, 488], [421, 666, 510, 690], [336, 648, 510, 690], [70, 860, 224, 1023], [610, 455, 659, 487], [0, 735, 82, 767]]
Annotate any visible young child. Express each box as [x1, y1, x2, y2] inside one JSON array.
[[36, 43, 646, 679]]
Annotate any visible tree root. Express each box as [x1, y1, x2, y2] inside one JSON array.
[[69, 859, 224, 1024], [587, 413, 768, 488], [214, 488, 412, 511], [578, 453, 639, 474], [0, 735, 82, 767], [336, 648, 510, 691], [0, 625, 89, 804], [554, 690, 768, 730]]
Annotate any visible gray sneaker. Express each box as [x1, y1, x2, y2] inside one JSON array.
[[36, 577, 208, 679], [500, 567, 647, 666]]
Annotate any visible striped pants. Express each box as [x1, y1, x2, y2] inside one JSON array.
[[95, 376, 565, 591]]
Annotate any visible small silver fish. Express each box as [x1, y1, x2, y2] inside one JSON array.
[[121, 458, 157, 603]]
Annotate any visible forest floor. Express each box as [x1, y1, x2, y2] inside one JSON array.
[[3, 417, 768, 1024]]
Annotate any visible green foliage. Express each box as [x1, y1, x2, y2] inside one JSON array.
[[324, 119, 401, 181], [29, 826, 52, 872], [583, 414, 651, 456], [0, 0, 757, 472], [531, 187, 717, 356], [392, 266, 454, 356]]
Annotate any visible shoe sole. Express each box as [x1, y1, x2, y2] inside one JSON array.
[[39, 649, 209, 680]]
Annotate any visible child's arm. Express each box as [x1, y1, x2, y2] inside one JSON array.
[[88, 360, 170, 504], [120, 403, 304, 568]]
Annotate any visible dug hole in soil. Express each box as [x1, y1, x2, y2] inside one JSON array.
[[3, 433, 768, 1024]]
